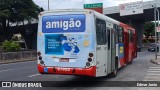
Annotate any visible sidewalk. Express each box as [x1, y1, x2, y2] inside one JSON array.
[[150, 56, 160, 65], [0, 58, 36, 64]]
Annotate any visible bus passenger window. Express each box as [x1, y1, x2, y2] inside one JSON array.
[[96, 19, 107, 45], [118, 27, 124, 43], [129, 30, 134, 42], [114, 25, 118, 43], [108, 30, 110, 50]]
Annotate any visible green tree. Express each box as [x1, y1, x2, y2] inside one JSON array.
[[2, 40, 20, 52], [0, 0, 41, 42], [144, 21, 155, 40]]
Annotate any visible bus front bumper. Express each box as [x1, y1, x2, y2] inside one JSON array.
[[37, 64, 96, 77]]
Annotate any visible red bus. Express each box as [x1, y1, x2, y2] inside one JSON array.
[[37, 9, 137, 77], [119, 23, 137, 66]]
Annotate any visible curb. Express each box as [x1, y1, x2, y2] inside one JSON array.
[[150, 59, 160, 65], [0, 58, 36, 64]]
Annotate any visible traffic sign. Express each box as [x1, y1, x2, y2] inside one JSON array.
[[84, 3, 103, 8], [84, 3, 103, 14], [119, 1, 143, 16]]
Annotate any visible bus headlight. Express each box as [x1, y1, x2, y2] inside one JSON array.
[[40, 60, 44, 65], [86, 62, 90, 67], [89, 53, 93, 57], [86, 52, 94, 67], [88, 58, 92, 62], [37, 52, 41, 56], [39, 56, 42, 60]]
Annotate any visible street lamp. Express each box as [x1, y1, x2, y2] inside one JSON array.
[[48, 0, 50, 10]]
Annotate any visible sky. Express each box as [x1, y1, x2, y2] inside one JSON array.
[[33, 0, 153, 10]]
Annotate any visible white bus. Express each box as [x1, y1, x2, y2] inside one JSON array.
[[37, 9, 136, 77]]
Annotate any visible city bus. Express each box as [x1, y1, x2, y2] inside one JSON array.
[[37, 9, 137, 77]]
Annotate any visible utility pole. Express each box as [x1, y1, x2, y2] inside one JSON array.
[[154, 0, 160, 59], [157, 8, 160, 57], [154, 1, 157, 59]]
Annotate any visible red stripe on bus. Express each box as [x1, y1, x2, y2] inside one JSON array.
[[120, 58, 125, 66], [37, 64, 96, 77]]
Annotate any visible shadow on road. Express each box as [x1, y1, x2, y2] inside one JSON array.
[[45, 65, 131, 87]]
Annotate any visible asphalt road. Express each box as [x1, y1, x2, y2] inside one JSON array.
[[0, 49, 160, 90]]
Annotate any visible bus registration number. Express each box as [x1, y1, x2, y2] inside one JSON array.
[[57, 68, 71, 71]]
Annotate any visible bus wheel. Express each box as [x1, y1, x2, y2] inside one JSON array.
[[111, 69, 117, 78], [111, 58, 118, 78], [128, 53, 133, 64], [128, 59, 133, 64]]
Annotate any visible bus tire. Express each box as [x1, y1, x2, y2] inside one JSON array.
[[111, 69, 117, 78], [128, 53, 133, 64], [111, 57, 118, 78]]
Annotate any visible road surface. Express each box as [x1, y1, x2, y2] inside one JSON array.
[[0, 49, 160, 90]]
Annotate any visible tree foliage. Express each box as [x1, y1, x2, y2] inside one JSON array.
[[2, 40, 20, 52], [144, 21, 155, 39], [0, 0, 41, 42], [0, 0, 40, 22]]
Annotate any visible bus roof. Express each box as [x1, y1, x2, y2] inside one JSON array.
[[40, 9, 133, 29]]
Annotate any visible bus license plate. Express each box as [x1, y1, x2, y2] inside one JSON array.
[[59, 58, 69, 62], [57, 68, 71, 72]]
